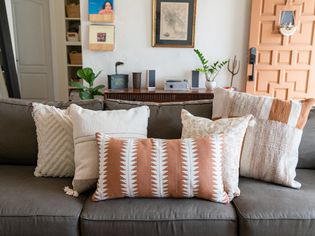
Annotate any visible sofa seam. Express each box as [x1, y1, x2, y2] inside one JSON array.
[[232, 201, 315, 221]]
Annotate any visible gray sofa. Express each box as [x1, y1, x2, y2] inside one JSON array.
[[0, 98, 314, 236]]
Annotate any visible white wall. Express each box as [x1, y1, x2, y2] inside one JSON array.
[[81, 0, 251, 90]]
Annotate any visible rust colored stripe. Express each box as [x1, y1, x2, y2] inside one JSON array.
[[136, 139, 153, 197], [106, 138, 124, 199], [269, 99, 292, 124], [166, 139, 184, 198], [296, 99, 315, 129], [195, 137, 213, 200]]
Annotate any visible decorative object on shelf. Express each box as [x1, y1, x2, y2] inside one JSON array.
[[108, 62, 129, 89], [67, 32, 79, 42], [89, 25, 115, 51], [70, 67, 105, 100], [66, 2, 80, 18], [152, 0, 196, 48], [147, 70, 156, 91], [279, 10, 297, 37], [89, 0, 114, 22], [226, 56, 240, 90], [164, 80, 190, 91], [191, 70, 199, 89], [194, 49, 228, 90], [132, 72, 142, 89], [69, 51, 82, 65]]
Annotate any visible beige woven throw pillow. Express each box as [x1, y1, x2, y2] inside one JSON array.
[[213, 88, 315, 188], [33, 103, 74, 177], [181, 110, 252, 200]]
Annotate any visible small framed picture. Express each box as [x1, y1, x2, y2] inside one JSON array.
[[89, 0, 115, 23], [152, 0, 197, 48], [89, 25, 115, 51]]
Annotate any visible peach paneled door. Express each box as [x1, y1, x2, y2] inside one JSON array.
[[247, 0, 315, 100]]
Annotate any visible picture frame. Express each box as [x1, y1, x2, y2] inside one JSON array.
[[89, 25, 115, 51], [89, 0, 115, 23], [152, 0, 197, 48]]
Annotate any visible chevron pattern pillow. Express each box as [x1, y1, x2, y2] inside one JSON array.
[[32, 103, 74, 177], [92, 133, 229, 203]]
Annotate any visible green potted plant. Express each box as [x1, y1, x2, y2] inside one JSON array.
[[70, 68, 105, 100], [194, 49, 228, 90]]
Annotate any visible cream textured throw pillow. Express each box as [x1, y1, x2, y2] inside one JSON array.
[[213, 88, 315, 188], [66, 104, 150, 195], [181, 110, 252, 200], [93, 133, 229, 203], [32, 103, 74, 177]]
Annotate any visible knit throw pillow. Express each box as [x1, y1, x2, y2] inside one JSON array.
[[65, 105, 150, 196], [213, 88, 315, 188], [92, 133, 229, 203], [32, 103, 74, 177], [181, 110, 252, 200]]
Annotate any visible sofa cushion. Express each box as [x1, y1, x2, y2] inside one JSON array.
[[0, 98, 104, 166], [80, 197, 237, 236], [105, 99, 213, 139], [0, 165, 86, 236], [298, 108, 315, 169], [233, 169, 315, 236]]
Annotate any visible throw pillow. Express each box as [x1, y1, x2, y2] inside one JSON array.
[[92, 133, 229, 203], [181, 110, 252, 199], [66, 104, 150, 195], [213, 87, 315, 188], [32, 103, 74, 177]]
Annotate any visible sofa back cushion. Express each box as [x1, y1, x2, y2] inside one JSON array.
[[0, 98, 103, 166], [298, 108, 315, 169], [104, 99, 213, 139]]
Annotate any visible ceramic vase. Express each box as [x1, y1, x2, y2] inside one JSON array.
[[205, 81, 216, 90]]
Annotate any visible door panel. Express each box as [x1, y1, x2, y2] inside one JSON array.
[[247, 0, 315, 100], [12, 0, 53, 100]]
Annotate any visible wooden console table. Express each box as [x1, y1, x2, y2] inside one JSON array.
[[104, 89, 214, 102]]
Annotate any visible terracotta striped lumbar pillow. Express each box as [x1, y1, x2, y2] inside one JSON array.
[[93, 133, 229, 203], [213, 88, 315, 188]]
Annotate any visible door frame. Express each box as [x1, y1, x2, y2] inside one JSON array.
[[0, 0, 20, 98]]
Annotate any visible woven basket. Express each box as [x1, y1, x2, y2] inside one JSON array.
[[66, 4, 80, 18], [69, 51, 82, 65]]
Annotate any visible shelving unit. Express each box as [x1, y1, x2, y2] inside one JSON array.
[[64, 0, 82, 100]]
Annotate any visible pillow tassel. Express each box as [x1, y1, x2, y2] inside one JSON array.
[[64, 186, 79, 197]]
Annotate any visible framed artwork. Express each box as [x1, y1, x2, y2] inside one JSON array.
[[152, 0, 197, 48], [89, 0, 114, 23], [89, 25, 115, 51]]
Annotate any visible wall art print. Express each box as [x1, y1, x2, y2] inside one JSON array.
[[152, 0, 196, 48], [89, 25, 115, 51], [89, 0, 115, 23]]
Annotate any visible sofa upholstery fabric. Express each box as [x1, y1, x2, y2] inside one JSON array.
[[234, 169, 315, 236], [0, 165, 86, 236], [80, 197, 237, 236], [298, 108, 315, 169], [0, 98, 103, 166], [104, 99, 213, 139]]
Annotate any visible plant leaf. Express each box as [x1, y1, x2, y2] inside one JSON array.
[[77, 68, 94, 86], [92, 84, 105, 93], [70, 81, 85, 90], [80, 91, 94, 100]]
